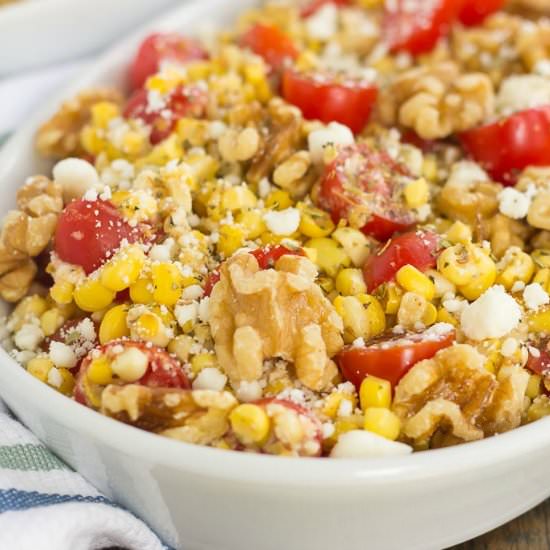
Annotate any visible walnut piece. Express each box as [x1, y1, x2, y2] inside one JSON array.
[[379, 62, 494, 140], [392, 344, 529, 448], [35, 88, 123, 159], [209, 253, 343, 391]]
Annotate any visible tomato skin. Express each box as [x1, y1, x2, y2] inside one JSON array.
[[240, 24, 298, 71], [384, 0, 462, 55], [300, 0, 350, 17], [54, 199, 139, 275], [458, 0, 504, 26], [337, 329, 456, 389], [282, 70, 378, 134], [362, 230, 440, 292], [460, 107, 550, 186], [124, 85, 208, 145], [526, 342, 550, 377], [130, 33, 208, 90]]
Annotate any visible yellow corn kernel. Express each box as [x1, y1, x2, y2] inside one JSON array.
[[131, 310, 170, 347], [527, 374, 542, 399], [167, 335, 194, 363], [527, 396, 550, 422], [264, 190, 293, 211], [437, 244, 474, 286], [222, 186, 257, 211], [50, 281, 75, 305], [52, 368, 75, 395], [190, 353, 218, 375], [87, 356, 113, 385], [111, 190, 158, 222], [129, 278, 155, 304], [446, 221, 472, 245], [422, 155, 438, 181], [437, 307, 458, 327], [91, 101, 119, 128], [458, 251, 497, 300], [356, 294, 386, 337], [298, 204, 335, 238], [425, 269, 456, 298], [316, 275, 334, 293], [99, 304, 130, 344], [331, 227, 372, 267], [323, 415, 364, 448], [9, 295, 49, 331], [305, 238, 350, 277], [100, 246, 145, 292], [335, 268, 367, 296], [217, 225, 245, 257], [404, 177, 429, 208], [363, 408, 401, 441], [532, 249, 550, 269], [229, 404, 271, 445], [528, 308, 550, 332], [496, 249, 535, 290], [111, 347, 149, 382], [396, 264, 435, 301], [322, 392, 357, 419], [534, 268, 550, 293], [235, 210, 266, 240], [422, 303, 438, 326], [151, 263, 183, 306], [359, 376, 392, 411], [382, 283, 403, 315], [334, 295, 368, 343], [40, 309, 65, 337], [74, 279, 115, 312], [27, 357, 54, 382]]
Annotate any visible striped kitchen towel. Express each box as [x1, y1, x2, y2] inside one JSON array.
[[0, 403, 167, 550]]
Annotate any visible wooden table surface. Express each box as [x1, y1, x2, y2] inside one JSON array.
[[451, 500, 550, 549]]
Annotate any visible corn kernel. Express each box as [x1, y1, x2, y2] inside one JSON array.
[[382, 283, 403, 314], [496, 249, 535, 291], [422, 156, 438, 181], [50, 281, 74, 305], [331, 227, 372, 267], [167, 335, 194, 363], [527, 397, 550, 422], [235, 210, 266, 240], [111, 347, 149, 382], [131, 311, 170, 347], [40, 309, 65, 337], [10, 295, 48, 331], [87, 356, 113, 385], [264, 190, 293, 211], [396, 264, 435, 301], [27, 357, 54, 382], [222, 186, 257, 211], [422, 302, 438, 326], [356, 294, 386, 337], [217, 225, 245, 257], [404, 177, 429, 208], [323, 392, 357, 419], [446, 221, 472, 245], [305, 238, 350, 277], [230, 404, 271, 445], [528, 308, 550, 332], [151, 263, 183, 306], [100, 246, 145, 292], [52, 368, 75, 395], [363, 408, 401, 441], [527, 374, 542, 399], [359, 376, 392, 411], [298, 204, 335, 238], [437, 307, 458, 326], [99, 304, 130, 344], [335, 268, 367, 296], [91, 101, 119, 128], [129, 278, 155, 304], [191, 353, 218, 375], [532, 249, 550, 269], [74, 279, 115, 312], [534, 268, 550, 293]]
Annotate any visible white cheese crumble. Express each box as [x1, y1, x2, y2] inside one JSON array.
[[53, 157, 100, 203], [308, 122, 354, 164], [523, 283, 549, 311], [14, 323, 44, 352], [47, 367, 63, 388], [337, 398, 353, 417], [263, 208, 300, 236], [498, 187, 531, 219], [460, 286, 522, 341], [235, 380, 263, 402], [174, 302, 198, 328], [192, 367, 227, 391], [306, 3, 338, 40], [501, 337, 519, 358], [497, 75, 550, 116], [49, 341, 77, 369], [330, 430, 413, 459], [447, 161, 488, 186], [182, 285, 204, 301]]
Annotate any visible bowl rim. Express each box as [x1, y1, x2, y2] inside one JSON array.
[[1, 0, 549, 488]]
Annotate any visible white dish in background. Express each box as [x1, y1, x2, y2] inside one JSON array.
[[1, 1, 550, 549], [0, 0, 183, 76]]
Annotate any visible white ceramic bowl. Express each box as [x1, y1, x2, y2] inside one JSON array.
[[1, 2, 550, 549]]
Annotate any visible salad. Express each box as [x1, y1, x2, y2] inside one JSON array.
[[3, 0, 550, 459]]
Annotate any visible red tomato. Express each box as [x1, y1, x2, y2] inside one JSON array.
[[460, 107, 550, 186], [458, 0, 504, 26], [337, 328, 456, 389], [124, 84, 208, 145], [54, 199, 140, 274], [384, 0, 462, 55], [240, 23, 298, 71], [130, 33, 208, 90], [317, 144, 415, 241], [203, 245, 305, 296], [75, 340, 190, 406], [300, 0, 350, 18], [282, 70, 378, 134], [526, 341, 550, 377], [362, 230, 440, 292]]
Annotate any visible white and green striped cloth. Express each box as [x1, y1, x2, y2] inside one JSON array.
[[0, 403, 167, 550]]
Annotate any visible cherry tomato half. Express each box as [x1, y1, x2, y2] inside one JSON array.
[[130, 32, 208, 90], [526, 341, 550, 377], [124, 84, 208, 145], [317, 144, 415, 241], [458, 0, 504, 26], [362, 230, 440, 292], [337, 327, 456, 389], [384, 0, 462, 55], [460, 107, 550, 186], [300, 0, 350, 18], [54, 199, 140, 274], [74, 340, 190, 407], [282, 69, 378, 134], [240, 23, 298, 71]]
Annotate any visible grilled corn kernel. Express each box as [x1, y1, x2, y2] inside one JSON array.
[[527, 374, 542, 399], [356, 294, 386, 337], [50, 281, 74, 305], [404, 178, 429, 208], [10, 295, 48, 331], [235, 210, 266, 240], [422, 302, 438, 326], [99, 304, 130, 344], [305, 238, 350, 277], [334, 294, 385, 343], [382, 283, 403, 315], [396, 264, 435, 301], [230, 404, 271, 445], [496, 249, 535, 290], [217, 225, 246, 257], [190, 352, 218, 374], [74, 280, 115, 312], [131, 311, 170, 347], [532, 249, 550, 269], [359, 376, 392, 411], [534, 268, 550, 293], [87, 356, 113, 385], [129, 278, 155, 304], [40, 309, 65, 337], [151, 263, 183, 306], [425, 269, 456, 298], [167, 335, 194, 363], [298, 204, 335, 238], [27, 357, 54, 382], [363, 408, 401, 441], [331, 227, 372, 267], [446, 221, 472, 245], [528, 308, 550, 332], [437, 307, 459, 326], [422, 155, 438, 181], [323, 392, 357, 419], [264, 190, 293, 211], [100, 246, 145, 292], [52, 368, 75, 395], [222, 185, 257, 211], [335, 268, 367, 296], [111, 347, 149, 382]]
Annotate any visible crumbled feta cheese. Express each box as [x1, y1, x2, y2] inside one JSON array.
[[174, 302, 198, 328], [263, 208, 300, 236], [49, 341, 77, 369], [182, 285, 204, 301], [337, 399, 353, 417], [330, 430, 413, 458], [497, 75, 550, 115], [535, 59, 550, 77], [352, 337, 365, 348], [53, 157, 99, 203], [306, 3, 338, 40], [443, 298, 465, 313], [523, 283, 549, 310], [208, 120, 227, 139], [322, 422, 335, 439], [192, 367, 227, 391], [14, 323, 44, 352], [460, 286, 522, 340], [447, 161, 488, 186], [236, 380, 263, 402], [501, 337, 519, 358], [149, 243, 172, 262], [498, 187, 530, 219], [308, 122, 354, 164], [511, 280, 526, 293], [82, 188, 98, 202], [257, 178, 272, 198], [47, 367, 63, 388]]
